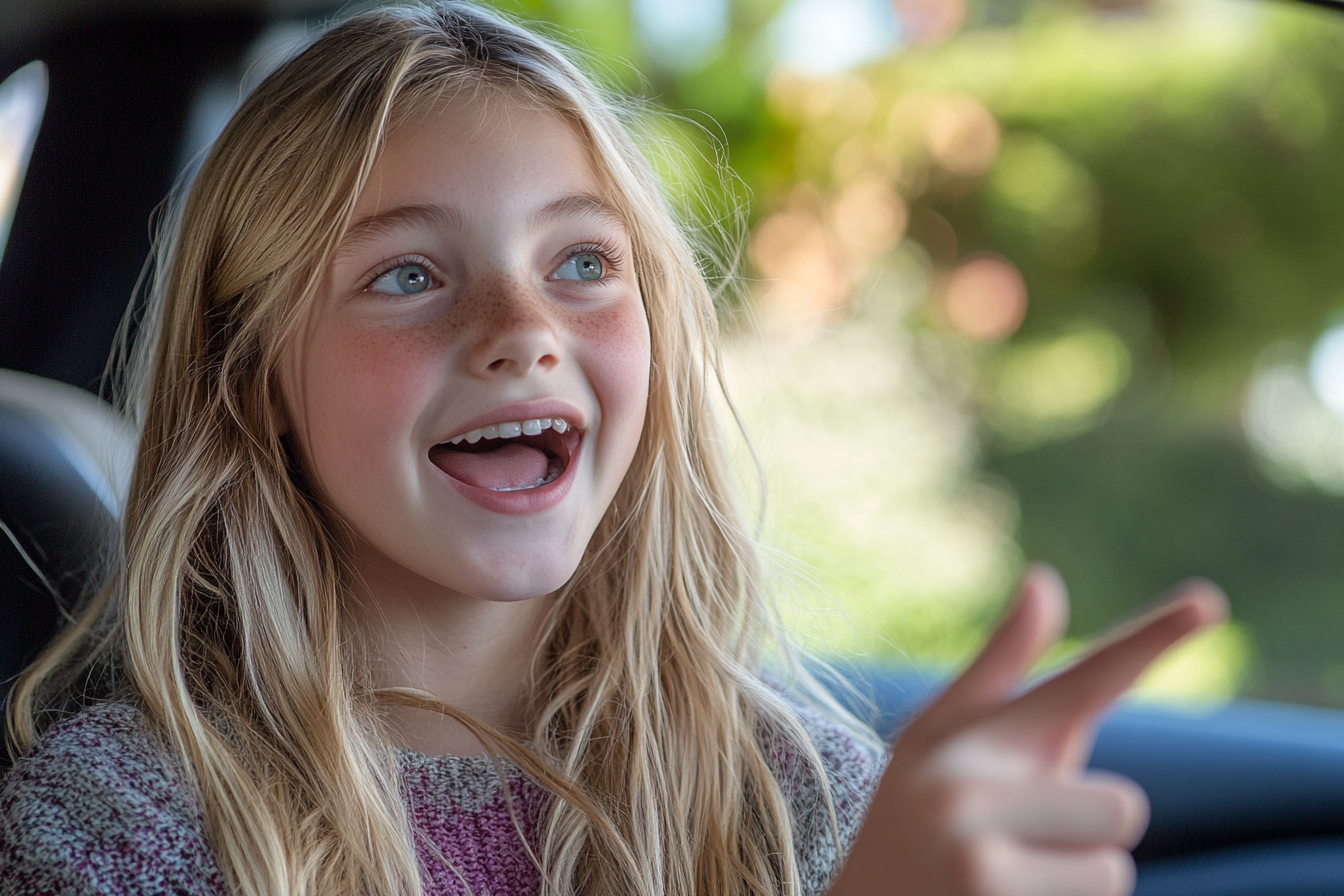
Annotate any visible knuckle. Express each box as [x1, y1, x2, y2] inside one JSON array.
[[1083, 772, 1150, 845], [1095, 787, 1130, 829], [1096, 848, 1137, 896], [1098, 777, 1150, 845], [1118, 786, 1151, 845]]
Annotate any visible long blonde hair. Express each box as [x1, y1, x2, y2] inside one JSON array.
[[8, 4, 869, 894]]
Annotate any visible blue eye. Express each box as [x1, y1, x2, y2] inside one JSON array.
[[369, 262, 434, 295], [554, 252, 605, 282]]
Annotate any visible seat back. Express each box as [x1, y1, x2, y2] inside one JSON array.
[[0, 370, 134, 700]]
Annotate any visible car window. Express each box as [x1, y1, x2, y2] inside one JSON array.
[[4, 0, 1344, 712], [548, 0, 1344, 711]]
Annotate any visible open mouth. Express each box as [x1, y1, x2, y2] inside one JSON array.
[[429, 417, 580, 492]]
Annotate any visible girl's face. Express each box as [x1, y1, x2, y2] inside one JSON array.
[[281, 96, 651, 604]]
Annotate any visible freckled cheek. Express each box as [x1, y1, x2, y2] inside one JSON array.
[[300, 326, 448, 468], [577, 302, 652, 454]]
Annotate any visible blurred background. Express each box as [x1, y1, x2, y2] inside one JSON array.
[[5, 0, 1344, 707]]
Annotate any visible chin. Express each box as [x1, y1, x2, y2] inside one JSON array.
[[455, 554, 583, 603]]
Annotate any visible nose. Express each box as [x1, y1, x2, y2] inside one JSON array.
[[463, 276, 562, 377]]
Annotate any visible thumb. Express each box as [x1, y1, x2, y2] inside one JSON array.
[[916, 564, 1069, 739]]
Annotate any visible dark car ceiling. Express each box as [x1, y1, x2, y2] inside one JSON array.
[[0, 0, 337, 395], [0, 0, 331, 44]]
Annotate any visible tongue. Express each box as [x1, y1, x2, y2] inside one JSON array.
[[435, 443, 550, 490]]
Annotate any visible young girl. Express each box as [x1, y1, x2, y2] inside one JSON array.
[[0, 3, 1223, 895]]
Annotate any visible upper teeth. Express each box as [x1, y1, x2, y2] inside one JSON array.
[[448, 417, 571, 445]]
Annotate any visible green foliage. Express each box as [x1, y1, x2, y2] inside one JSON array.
[[487, 0, 1344, 705], [896, 7, 1344, 405], [989, 412, 1344, 704]]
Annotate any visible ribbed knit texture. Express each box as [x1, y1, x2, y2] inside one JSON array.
[[0, 701, 885, 895]]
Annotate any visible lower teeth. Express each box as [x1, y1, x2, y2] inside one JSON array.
[[489, 459, 562, 492]]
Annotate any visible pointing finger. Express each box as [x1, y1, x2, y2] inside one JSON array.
[[999, 579, 1227, 759], [919, 564, 1069, 737]]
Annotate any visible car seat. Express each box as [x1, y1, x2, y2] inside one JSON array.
[[0, 370, 134, 716]]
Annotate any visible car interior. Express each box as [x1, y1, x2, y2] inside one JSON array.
[[3, 1, 1344, 893]]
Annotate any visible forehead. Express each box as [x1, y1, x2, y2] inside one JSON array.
[[357, 92, 609, 216]]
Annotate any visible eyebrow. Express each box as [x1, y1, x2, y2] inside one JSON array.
[[340, 193, 628, 251], [528, 194, 627, 231], [341, 204, 464, 249]]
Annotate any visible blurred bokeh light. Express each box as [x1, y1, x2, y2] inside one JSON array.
[[496, 0, 1344, 706], [940, 254, 1026, 342]]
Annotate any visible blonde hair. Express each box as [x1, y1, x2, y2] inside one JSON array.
[[8, 4, 871, 894]]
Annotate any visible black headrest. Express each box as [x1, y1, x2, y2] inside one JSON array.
[[0, 370, 133, 691]]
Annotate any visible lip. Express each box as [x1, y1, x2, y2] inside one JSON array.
[[429, 398, 587, 515], [438, 398, 586, 444]]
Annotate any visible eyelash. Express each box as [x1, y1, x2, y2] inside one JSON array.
[[363, 254, 440, 293], [556, 239, 627, 279], [361, 239, 627, 293]]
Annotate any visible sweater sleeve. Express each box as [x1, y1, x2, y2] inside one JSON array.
[[772, 703, 889, 896], [0, 702, 227, 896]]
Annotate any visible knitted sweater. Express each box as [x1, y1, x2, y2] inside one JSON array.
[[0, 701, 885, 895]]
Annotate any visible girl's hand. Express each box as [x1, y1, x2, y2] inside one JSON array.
[[829, 564, 1228, 896]]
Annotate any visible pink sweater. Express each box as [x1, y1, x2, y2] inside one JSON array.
[[0, 701, 884, 895]]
